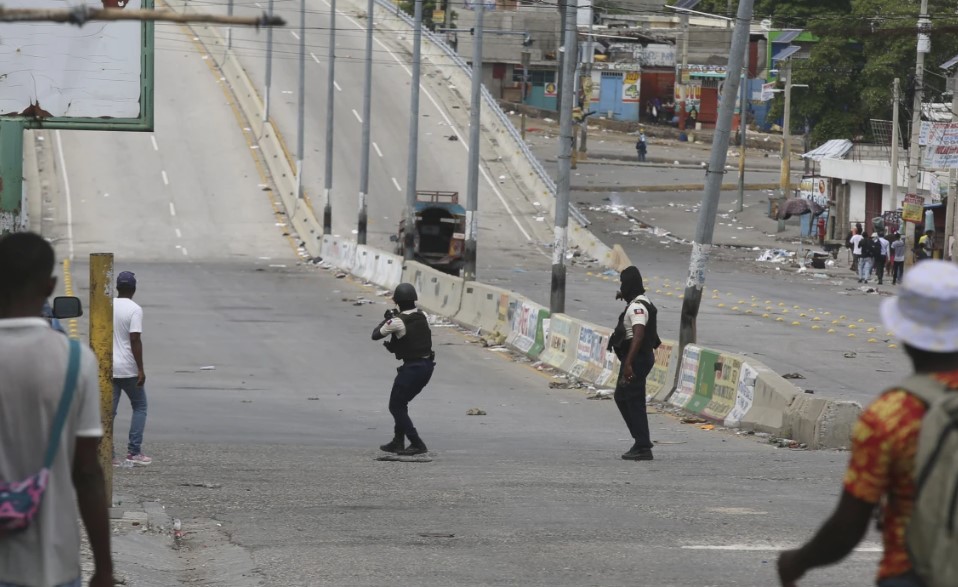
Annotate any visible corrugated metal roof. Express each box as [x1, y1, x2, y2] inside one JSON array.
[[772, 45, 801, 62], [802, 139, 853, 161], [941, 53, 958, 70], [671, 0, 702, 9], [775, 29, 803, 44]]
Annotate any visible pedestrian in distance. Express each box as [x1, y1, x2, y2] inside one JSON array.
[[890, 233, 906, 285], [636, 134, 647, 163], [875, 232, 890, 285], [0, 232, 113, 587], [778, 260, 958, 587], [849, 226, 864, 273], [916, 229, 934, 261], [858, 233, 879, 284], [607, 266, 662, 461], [111, 271, 152, 466], [372, 283, 436, 456]]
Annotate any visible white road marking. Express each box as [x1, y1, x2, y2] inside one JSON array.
[[372, 142, 383, 158], [333, 81, 342, 92], [150, 135, 159, 151], [340, 12, 534, 243], [181, 247, 189, 256], [290, 31, 300, 40], [54, 130, 74, 261], [254, 2, 262, 7], [310, 52, 321, 64], [391, 177, 402, 192], [161, 170, 169, 186], [169, 202, 176, 217], [352, 109, 362, 123], [103, 193, 110, 198], [175, 228, 182, 238]]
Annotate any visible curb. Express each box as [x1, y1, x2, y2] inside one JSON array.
[[571, 182, 790, 193]]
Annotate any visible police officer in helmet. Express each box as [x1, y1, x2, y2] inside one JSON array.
[[371, 283, 435, 455]]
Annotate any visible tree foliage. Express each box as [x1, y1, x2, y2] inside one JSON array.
[[692, 0, 958, 144]]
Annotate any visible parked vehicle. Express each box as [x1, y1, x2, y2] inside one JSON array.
[[394, 191, 466, 275]]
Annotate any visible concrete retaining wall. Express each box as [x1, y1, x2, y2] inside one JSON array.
[[401, 261, 464, 317], [455, 282, 511, 335]]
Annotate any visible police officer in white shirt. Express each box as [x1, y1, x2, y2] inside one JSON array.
[[607, 266, 661, 461]]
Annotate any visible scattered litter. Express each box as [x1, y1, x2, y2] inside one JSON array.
[[843, 352, 857, 359], [466, 408, 487, 416], [487, 346, 509, 353], [179, 482, 222, 489], [335, 272, 348, 279], [756, 249, 794, 263], [699, 424, 715, 431], [781, 372, 805, 380], [200, 366, 216, 371], [587, 390, 614, 400], [350, 297, 374, 306], [680, 416, 707, 424], [307, 397, 319, 400], [549, 380, 584, 390]]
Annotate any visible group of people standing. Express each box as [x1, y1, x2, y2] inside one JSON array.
[[847, 223, 927, 286]]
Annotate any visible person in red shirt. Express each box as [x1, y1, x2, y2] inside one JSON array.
[[777, 260, 958, 587]]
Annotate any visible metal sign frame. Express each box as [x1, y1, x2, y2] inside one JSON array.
[[0, 0, 155, 132]]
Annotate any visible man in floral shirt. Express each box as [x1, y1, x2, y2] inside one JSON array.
[[778, 260, 958, 587]]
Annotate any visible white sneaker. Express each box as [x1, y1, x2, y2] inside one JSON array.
[[126, 453, 153, 466]]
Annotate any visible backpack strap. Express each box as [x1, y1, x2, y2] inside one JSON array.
[[42, 339, 81, 469], [897, 374, 950, 407]]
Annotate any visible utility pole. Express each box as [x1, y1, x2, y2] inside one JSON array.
[[677, 11, 690, 131], [357, 0, 375, 244], [891, 77, 900, 224], [520, 51, 531, 141], [323, 0, 336, 234], [579, 4, 594, 157], [945, 75, 958, 262], [263, 0, 274, 122], [557, 0, 566, 117], [777, 58, 793, 232], [89, 253, 114, 503], [676, 0, 753, 370], [736, 39, 749, 213], [227, 0, 233, 49], [463, 0, 484, 280], [905, 2, 930, 268], [295, 0, 306, 201], [551, 0, 577, 314], [403, 0, 423, 259]]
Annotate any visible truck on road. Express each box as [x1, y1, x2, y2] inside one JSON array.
[[394, 191, 466, 276]]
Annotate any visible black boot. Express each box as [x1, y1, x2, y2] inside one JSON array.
[[380, 434, 404, 453], [621, 442, 653, 461], [397, 433, 427, 456]]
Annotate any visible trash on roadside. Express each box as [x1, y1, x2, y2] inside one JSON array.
[[782, 372, 805, 380], [466, 408, 487, 416], [699, 424, 715, 431], [680, 416, 707, 424], [843, 352, 857, 359], [756, 249, 794, 263], [200, 365, 216, 371]]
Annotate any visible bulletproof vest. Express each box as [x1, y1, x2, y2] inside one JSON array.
[[389, 311, 433, 361], [608, 297, 661, 361]]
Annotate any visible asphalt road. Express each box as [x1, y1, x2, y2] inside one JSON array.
[[34, 21, 889, 587]]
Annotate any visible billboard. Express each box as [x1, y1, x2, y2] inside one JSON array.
[[799, 176, 830, 207], [0, 0, 154, 130]]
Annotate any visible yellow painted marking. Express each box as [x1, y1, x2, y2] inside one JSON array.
[[827, 329, 836, 333], [811, 325, 821, 330], [776, 317, 784, 322], [868, 338, 878, 343], [839, 315, 847, 320], [824, 311, 831, 316], [791, 321, 800, 326], [857, 319, 865, 323], [62, 259, 80, 339], [888, 344, 898, 349], [848, 333, 856, 338], [718, 303, 726, 308], [867, 327, 876, 333], [848, 324, 857, 329], [732, 306, 740, 311], [812, 317, 821, 322], [799, 313, 807, 317], [762, 313, 770, 318]]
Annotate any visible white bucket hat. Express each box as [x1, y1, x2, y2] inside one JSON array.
[[881, 260, 958, 353]]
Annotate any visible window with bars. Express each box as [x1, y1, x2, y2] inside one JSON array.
[[512, 68, 556, 85]]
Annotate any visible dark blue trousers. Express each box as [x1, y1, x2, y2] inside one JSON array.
[[614, 350, 655, 449], [389, 359, 435, 438]]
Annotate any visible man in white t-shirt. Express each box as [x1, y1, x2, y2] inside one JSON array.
[[849, 229, 864, 272], [0, 232, 113, 587], [112, 271, 152, 466]]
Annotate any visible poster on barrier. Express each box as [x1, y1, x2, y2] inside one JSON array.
[[670, 345, 700, 408], [686, 348, 720, 414], [545, 317, 573, 358], [509, 300, 546, 356], [646, 342, 674, 399], [701, 355, 742, 421], [725, 363, 757, 427]]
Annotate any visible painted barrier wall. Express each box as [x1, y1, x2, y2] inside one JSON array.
[[539, 314, 582, 374], [503, 294, 549, 359], [401, 261, 465, 317], [455, 282, 512, 335], [372, 251, 403, 290]]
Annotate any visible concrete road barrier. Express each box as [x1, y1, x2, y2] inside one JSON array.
[[372, 251, 403, 291], [401, 261, 464, 317], [353, 246, 376, 283], [455, 282, 511, 335], [323, 236, 357, 271], [539, 314, 582, 374], [648, 341, 679, 401], [503, 294, 549, 359]]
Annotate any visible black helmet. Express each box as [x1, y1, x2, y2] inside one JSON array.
[[393, 283, 418, 303]]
